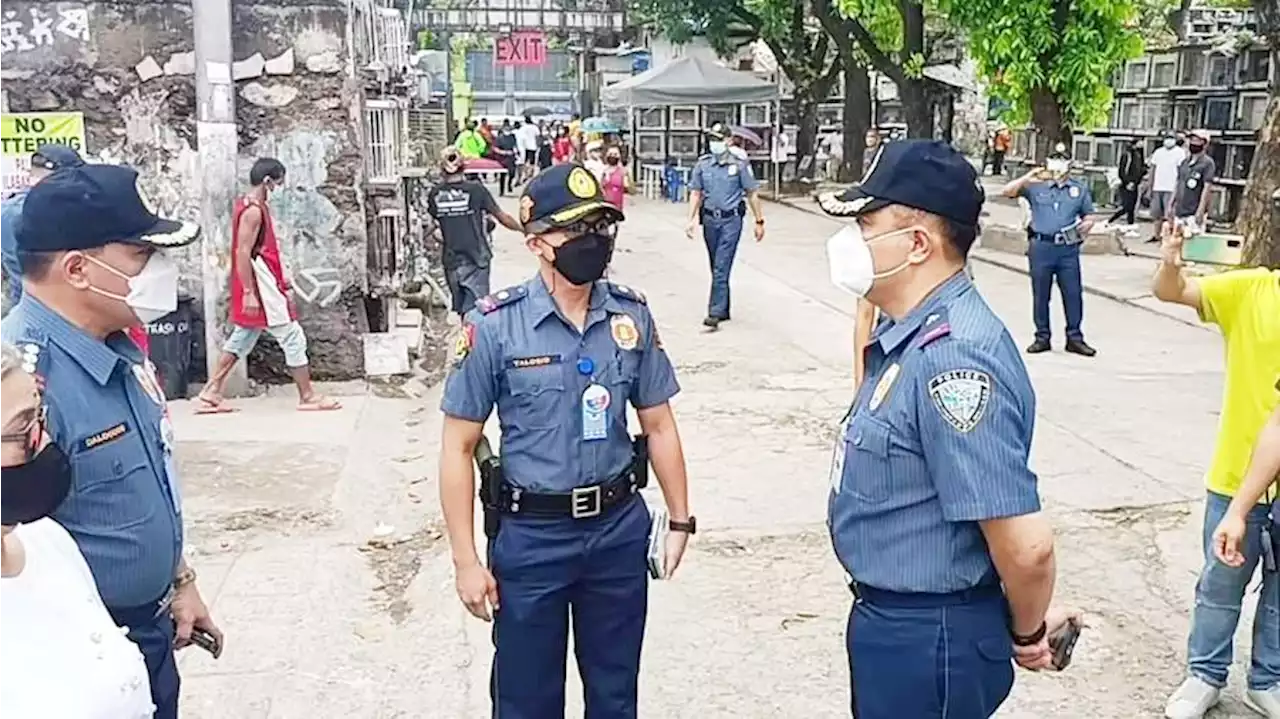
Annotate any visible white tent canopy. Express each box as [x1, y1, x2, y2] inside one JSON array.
[[601, 54, 780, 107]]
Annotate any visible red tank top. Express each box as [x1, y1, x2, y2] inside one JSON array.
[[230, 196, 296, 329]]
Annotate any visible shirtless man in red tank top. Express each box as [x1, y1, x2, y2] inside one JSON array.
[[195, 158, 340, 413]]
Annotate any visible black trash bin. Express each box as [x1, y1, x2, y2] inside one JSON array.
[[146, 297, 194, 400]]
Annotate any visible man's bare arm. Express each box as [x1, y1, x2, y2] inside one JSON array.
[[439, 416, 486, 569], [1151, 230, 1203, 309], [1001, 168, 1040, 199], [637, 403, 690, 522], [1225, 404, 1280, 514], [492, 209, 523, 233], [981, 513, 1056, 635], [236, 205, 262, 303], [745, 190, 765, 225], [687, 189, 704, 222]]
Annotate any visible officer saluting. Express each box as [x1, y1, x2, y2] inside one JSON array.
[[684, 122, 766, 330], [1001, 145, 1098, 357], [1, 164, 219, 719], [438, 162, 694, 718], [818, 140, 1076, 718]]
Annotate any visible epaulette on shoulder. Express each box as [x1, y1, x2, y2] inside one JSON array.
[[607, 282, 647, 304], [916, 310, 952, 350], [11, 336, 49, 387], [475, 285, 528, 314]]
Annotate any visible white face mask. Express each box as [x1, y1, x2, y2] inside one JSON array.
[[84, 251, 180, 324], [1162, 138, 1176, 149], [708, 140, 728, 156], [1046, 159, 1070, 176], [825, 223, 917, 297]]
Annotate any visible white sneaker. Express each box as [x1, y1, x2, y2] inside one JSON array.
[[1165, 676, 1221, 719], [1245, 686, 1280, 718]]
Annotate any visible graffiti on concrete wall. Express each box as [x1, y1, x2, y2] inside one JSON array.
[[0, 6, 90, 54], [294, 267, 342, 307]]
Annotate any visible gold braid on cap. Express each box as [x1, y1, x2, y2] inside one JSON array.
[[817, 191, 874, 217]]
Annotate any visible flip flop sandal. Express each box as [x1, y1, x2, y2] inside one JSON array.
[[193, 395, 238, 414]]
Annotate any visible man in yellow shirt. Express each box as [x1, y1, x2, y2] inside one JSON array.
[[1153, 225, 1280, 719]]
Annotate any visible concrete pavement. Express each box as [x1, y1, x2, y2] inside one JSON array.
[[171, 195, 1251, 717]]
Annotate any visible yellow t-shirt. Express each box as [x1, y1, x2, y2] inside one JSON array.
[[1198, 267, 1280, 498]]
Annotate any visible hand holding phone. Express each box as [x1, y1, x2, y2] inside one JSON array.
[[1048, 617, 1082, 670], [189, 627, 223, 659]]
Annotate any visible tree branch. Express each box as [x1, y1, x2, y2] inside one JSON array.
[[843, 16, 907, 84]]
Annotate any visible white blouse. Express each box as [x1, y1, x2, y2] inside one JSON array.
[[1, 518, 154, 719]]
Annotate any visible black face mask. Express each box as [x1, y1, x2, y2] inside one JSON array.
[[606, 156, 620, 165], [1189, 142, 1205, 154], [551, 233, 614, 286], [2, 443, 72, 525]]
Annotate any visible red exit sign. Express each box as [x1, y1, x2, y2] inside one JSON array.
[[494, 32, 547, 67]]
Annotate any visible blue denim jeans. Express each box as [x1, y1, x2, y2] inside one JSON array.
[[1187, 491, 1280, 690], [1027, 239, 1083, 342], [701, 216, 742, 320]]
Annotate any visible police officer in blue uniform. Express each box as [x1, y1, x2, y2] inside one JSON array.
[[1001, 147, 1098, 356], [438, 162, 695, 718], [685, 123, 766, 330], [1, 163, 219, 719], [818, 140, 1075, 718]]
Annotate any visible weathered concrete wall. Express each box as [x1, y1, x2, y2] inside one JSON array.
[[1, 0, 369, 380]]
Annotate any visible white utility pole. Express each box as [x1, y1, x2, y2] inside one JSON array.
[[192, 0, 247, 394]]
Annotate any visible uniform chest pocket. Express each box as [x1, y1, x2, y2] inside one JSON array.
[[605, 353, 640, 399], [505, 365, 567, 430], [842, 413, 893, 504], [70, 434, 151, 490]]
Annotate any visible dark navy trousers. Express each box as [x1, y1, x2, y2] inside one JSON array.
[[1027, 238, 1084, 343], [701, 215, 743, 320], [109, 600, 181, 719], [490, 495, 650, 719], [847, 587, 1015, 718]]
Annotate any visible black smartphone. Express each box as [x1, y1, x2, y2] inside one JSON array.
[[1049, 618, 1081, 670], [190, 628, 223, 659]]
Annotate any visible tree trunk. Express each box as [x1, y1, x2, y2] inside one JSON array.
[[1237, 91, 1280, 267], [841, 62, 872, 182], [794, 97, 821, 181], [900, 80, 932, 139], [1029, 86, 1070, 162]]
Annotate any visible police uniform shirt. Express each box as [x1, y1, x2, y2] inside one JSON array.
[[2, 297, 183, 608], [829, 272, 1040, 593], [440, 276, 679, 492], [1020, 179, 1094, 236], [689, 154, 759, 212]]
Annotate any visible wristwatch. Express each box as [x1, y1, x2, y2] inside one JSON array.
[[1012, 621, 1046, 646], [173, 567, 197, 589], [755, 218, 765, 225], [669, 516, 697, 535]]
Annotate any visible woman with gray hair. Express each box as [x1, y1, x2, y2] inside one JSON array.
[[0, 342, 155, 718]]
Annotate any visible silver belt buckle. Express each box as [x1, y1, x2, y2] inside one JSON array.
[[153, 585, 176, 618], [571, 485, 602, 519]]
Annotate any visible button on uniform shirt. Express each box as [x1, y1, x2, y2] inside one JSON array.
[[689, 155, 759, 212], [2, 297, 183, 609], [1, 518, 155, 719], [1174, 153, 1217, 218], [828, 273, 1041, 593], [440, 277, 680, 492], [1020, 179, 1094, 236]]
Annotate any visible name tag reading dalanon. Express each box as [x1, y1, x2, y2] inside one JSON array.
[[506, 354, 563, 369], [81, 422, 131, 451]]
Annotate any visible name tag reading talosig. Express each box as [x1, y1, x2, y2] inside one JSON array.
[[506, 354, 563, 370]]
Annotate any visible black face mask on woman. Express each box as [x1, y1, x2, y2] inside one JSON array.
[[551, 232, 614, 286], [2, 443, 72, 525]]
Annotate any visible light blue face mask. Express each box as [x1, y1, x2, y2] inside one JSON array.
[[709, 140, 727, 156]]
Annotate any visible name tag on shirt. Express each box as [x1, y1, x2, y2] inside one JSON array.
[[81, 422, 130, 451], [506, 354, 563, 369]]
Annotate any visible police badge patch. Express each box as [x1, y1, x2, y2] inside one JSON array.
[[927, 369, 991, 433]]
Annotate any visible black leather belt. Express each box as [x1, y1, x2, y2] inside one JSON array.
[[702, 204, 744, 220], [1031, 231, 1080, 246], [498, 472, 640, 519], [849, 581, 1003, 607]]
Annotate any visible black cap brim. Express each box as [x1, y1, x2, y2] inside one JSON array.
[[816, 186, 893, 218], [125, 217, 202, 248], [526, 200, 625, 233]]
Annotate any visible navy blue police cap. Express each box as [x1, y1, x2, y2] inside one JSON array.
[[31, 143, 84, 171], [519, 162, 624, 233], [817, 139, 984, 227], [17, 164, 201, 253]]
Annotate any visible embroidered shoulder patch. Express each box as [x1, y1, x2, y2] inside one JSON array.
[[476, 285, 527, 314], [607, 282, 647, 304], [927, 369, 991, 433], [453, 324, 476, 368]]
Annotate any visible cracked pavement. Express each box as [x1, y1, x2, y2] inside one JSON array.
[[171, 196, 1255, 717]]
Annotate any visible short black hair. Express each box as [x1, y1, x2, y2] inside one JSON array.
[[17, 249, 60, 280], [250, 158, 286, 186], [941, 218, 979, 258]]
